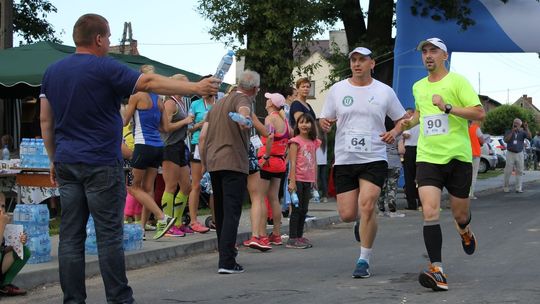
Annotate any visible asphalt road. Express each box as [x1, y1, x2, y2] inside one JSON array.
[[4, 181, 540, 304]]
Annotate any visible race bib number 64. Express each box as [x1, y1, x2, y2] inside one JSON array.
[[345, 130, 372, 153], [423, 114, 449, 136]]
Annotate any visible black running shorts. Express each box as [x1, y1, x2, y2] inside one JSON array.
[[416, 159, 472, 199], [333, 161, 388, 194], [163, 141, 189, 167]]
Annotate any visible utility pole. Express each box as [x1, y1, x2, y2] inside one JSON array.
[[0, 0, 14, 49]]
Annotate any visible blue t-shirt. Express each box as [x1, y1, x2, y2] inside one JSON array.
[[289, 100, 316, 128], [190, 98, 213, 145], [41, 54, 141, 165], [504, 128, 529, 153]]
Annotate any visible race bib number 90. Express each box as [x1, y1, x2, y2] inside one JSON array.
[[423, 114, 449, 136], [345, 130, 372, 153]]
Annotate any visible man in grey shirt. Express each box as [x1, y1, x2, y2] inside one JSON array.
[[503, 118, 531, 193]]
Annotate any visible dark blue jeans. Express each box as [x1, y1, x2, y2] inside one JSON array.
[[289, 181, 311, 238], [55, 162, 134, 304], [210, 170, 247, 269]]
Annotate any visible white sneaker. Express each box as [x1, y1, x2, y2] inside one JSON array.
[[389, 212, 405, 218]]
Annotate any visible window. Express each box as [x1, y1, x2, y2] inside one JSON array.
[[308, 81, 316, 99]]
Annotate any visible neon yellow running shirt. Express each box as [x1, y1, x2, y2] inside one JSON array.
[[413, 72, 481, 164]]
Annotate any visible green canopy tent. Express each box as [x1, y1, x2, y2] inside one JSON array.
[[0, 41, 229, 143], [0, 41, 230, 99]]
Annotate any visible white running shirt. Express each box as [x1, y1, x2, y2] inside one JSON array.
[[321, 78, 405, 165]]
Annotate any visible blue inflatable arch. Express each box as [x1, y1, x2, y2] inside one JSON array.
[[393, 0, 540, 109]]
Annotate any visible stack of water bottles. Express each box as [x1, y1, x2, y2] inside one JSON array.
[[85, 217, 143, 255], [19, 138, 50, 168], [13, 204, 51, 264]]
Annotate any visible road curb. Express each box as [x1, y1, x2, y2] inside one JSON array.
[[15, 213, 343, 290]]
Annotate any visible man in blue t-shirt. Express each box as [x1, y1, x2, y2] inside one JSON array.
[[40, 14, 219, 303], [503, 118, 531, 193]]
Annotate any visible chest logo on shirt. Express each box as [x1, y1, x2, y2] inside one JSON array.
[[342, 96, 354, 107]]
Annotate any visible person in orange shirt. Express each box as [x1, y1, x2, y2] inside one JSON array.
[[468, 120, 485, 199]]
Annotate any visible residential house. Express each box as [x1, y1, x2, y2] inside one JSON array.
[[513, 94, 540, 126], [235, 30, 348, 117]]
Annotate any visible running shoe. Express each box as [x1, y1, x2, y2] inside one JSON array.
[[0, 284, 27, 296], [190, 221, 210, 233], [457, 225, 477, 255], [418, 264, 448, 291], [245, 236, 272, 252], [179, 224, 194, 234], [243, 236, 256, 247], [298, 237, 313, 248], [353, 220, 360, 243], [164, 225, 185, 237], [285, 238, 309, 249], [388, 211, 405, 218], [388, 201, 397, 213], [153, 216, 177, 240], [305, 215, 317, 222], [144, 224, 157, 231], [352, 259, 370, 278], [268, 233, 283, 245], [218, 263, 245, 274], [208, 221, 217, 231]]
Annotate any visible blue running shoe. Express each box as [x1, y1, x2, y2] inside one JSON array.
[[352, 259, 370, 278]]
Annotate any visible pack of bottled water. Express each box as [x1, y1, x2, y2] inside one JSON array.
[[12, 204, 51, 264], [19, 138, 50, 168], [123, 224, 144, 251], [200, 172, 213, 194], [85, 217, 143, 255]]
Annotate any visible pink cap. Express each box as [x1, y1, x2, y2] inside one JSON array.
[[264, 92, 285, 108]]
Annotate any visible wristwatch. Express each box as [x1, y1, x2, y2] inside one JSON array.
[[444, 104, 453, 114]]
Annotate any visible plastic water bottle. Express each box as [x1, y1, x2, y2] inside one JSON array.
[[310, 188, 320, 203], [37, 139, 49, 168], [123, 224, 132, 251], [28, 138, 36, 168], [134, 224, 143, 250], [2, 145, 9, 160], [214, 50, 234, 81], [188, 108, 195, 130], [85, 216, 98, 255], [228, 112, 253, 127], [200, 172, 213, 194], [290, 191, 299, 208]]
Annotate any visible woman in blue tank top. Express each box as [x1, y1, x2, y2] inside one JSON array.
[[123, 65, 176, 240]]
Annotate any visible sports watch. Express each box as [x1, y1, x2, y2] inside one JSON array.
[[444, 104, 453, 114]]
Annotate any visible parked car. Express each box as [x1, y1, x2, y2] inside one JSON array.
[[479, 141, 498, 173]]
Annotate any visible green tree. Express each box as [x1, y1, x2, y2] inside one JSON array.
[[482, 105, 537, 135], [13, 0, 60, 44], [197, 0, 337, 115]]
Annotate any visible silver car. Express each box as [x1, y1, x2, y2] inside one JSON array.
[[479, 142, 498, 173]]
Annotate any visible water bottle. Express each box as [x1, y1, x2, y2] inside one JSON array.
[[290, 191, 299, 208], [310, 188, 320, 203], [20, 138, 26, 167], [2, 145, 9, 160], [28, 138, 36, 168], [123, 224, 132, 251], [134, 224, 143, 250], [228, 112, 253, 127], [188, 108, 195, 130], [214, 50, 234, 81], [85, 216, 98, 255], [38, 139, 49, 168], [38, 233, 52, 263]]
